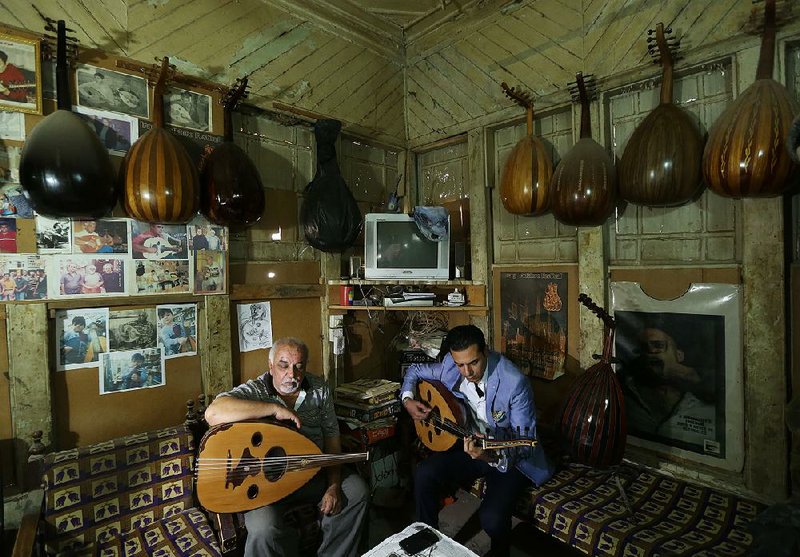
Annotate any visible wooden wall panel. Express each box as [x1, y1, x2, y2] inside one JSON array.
[[0, 315, 13, 487]]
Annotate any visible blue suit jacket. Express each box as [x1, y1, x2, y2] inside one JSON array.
[[402, 350, 554, 486]]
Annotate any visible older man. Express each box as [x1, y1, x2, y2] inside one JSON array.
[[205, 337, 368, 557]]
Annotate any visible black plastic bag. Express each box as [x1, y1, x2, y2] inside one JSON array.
[[301, 119, 362, 252]]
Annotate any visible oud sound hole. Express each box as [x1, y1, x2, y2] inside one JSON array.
[[251, 432, 263, 447], [247, 484, 259, 500], [263, 446, 287, 482]]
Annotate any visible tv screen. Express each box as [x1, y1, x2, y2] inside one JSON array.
[[376, 221, 439, 269], [364, 213, 449, 280]]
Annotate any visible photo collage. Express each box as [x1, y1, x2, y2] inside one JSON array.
[[56, 303, 198, 395], [0, 215, 227, 300]]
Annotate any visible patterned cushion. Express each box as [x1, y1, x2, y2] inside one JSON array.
[[96, 507, 221, 557], [473, 464, 764, 557], [40, 426, 197, 555]]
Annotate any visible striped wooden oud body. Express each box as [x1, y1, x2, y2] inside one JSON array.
[[702, 0, 798, 197], [122, 57, 198, 223], [550, 73, 616, 226], [499, 83, 552, 216], [618, 24, 704, 207], [559, 294, 627, 467]]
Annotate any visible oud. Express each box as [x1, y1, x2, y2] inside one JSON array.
[[414, 380, 538, 453], [196, 421, 367, 514]]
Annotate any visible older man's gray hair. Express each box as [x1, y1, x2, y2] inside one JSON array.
[[268, 337, 309, 364]]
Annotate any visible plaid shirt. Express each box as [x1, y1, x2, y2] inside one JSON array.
[[219, 372, 339, 450]]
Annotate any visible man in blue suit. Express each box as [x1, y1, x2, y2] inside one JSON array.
[[401, 325, 554, 557]]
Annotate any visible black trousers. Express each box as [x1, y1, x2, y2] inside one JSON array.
[[414, 447, 529, 556]]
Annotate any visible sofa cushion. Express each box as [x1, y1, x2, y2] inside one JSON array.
[[40, 426, 196, 555], [96, 507, 221, 557], [515, 464, 764, 556]]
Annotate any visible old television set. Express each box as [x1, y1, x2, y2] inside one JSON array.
[[364, 213, 449, 280]]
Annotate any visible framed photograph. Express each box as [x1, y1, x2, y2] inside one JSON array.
[[130, 221, 188, 260], [492, 265, 578, 380], [72, 106, 138, 155], [100, 347, 164, 394], [72, 218, 130, 255], [610, 281, 744, 471], [164, 88, 211, 132], [75, 65, 148, 119], [0, 32, 42, 114], [55, 308, 109, 371], [108, 308, 157, 352], [156, 303, 197, 358], [0, 217, 17, 254]]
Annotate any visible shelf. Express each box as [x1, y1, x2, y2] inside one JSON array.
[[328, 305, 488, 312], [327, 279, 483, 287]]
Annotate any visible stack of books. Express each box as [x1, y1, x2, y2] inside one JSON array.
[[334, 378, 401, 424]]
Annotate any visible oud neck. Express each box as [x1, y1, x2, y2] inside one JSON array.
[[296, 452, 369, 470], [482, 439, 537, 450]]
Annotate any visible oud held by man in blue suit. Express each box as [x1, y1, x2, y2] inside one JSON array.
[[401, 325, 554, 557]]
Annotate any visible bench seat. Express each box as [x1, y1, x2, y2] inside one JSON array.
[[474, 462, 764, 557]]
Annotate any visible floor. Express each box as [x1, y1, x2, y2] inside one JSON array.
[[365, 487, 582, 557]]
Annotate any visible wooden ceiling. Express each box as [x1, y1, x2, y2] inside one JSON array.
[[0, 0, 793, 148]]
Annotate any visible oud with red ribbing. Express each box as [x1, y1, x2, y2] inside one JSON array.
[[121, 57, 199, 223]]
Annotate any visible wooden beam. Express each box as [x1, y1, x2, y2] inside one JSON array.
[[267, 0, 404, 63], [201, 295, 234, 397], [231, 283, 324, 301]]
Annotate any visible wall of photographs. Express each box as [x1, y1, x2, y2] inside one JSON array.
[[0, 215, 227, 301]]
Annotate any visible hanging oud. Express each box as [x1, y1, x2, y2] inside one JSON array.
[[19, 19, 117, 218], [618, 23, 704, 207], [415, 380, 538, 453], [550, 73, 617, 226], [200, 76, 265, 226], [499, 83, 552, 216], [559, 294, 627, 467], [702, 0, 799, 197], [195, 421, 368, 513], [121, 57, 199, 223]]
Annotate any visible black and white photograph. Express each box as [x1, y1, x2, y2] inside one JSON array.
[[156, 303, 197, 358], [164, 88, 211, 132], [0, 32, 42, 114], [134, 259, 190, 294], [108, 308, 157, 352], [35, 215, 71, 254], [0, 184, 33, 218], [237, 301, 272, 352], [52, 255, 127, 297], [611, 282, 744, 471], [55, 307, 109, 371], [100, 347, 164, 394], [75, 65, 148, 119], [0, 111, 24, 141], [72, 218, 130, 255], [0, 255, 47, 300], [73, 106, 138, 155], [130, 221, 188, 260]]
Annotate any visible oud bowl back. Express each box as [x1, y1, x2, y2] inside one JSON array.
[[619, 103, 704, 207], [200, 142, 265, 226], [550, 138, 617, 226], [703, 79, 799, 198], [499, 135, 552, 216], [20, 110, 117, 218], [122, 127, 199, 223]]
